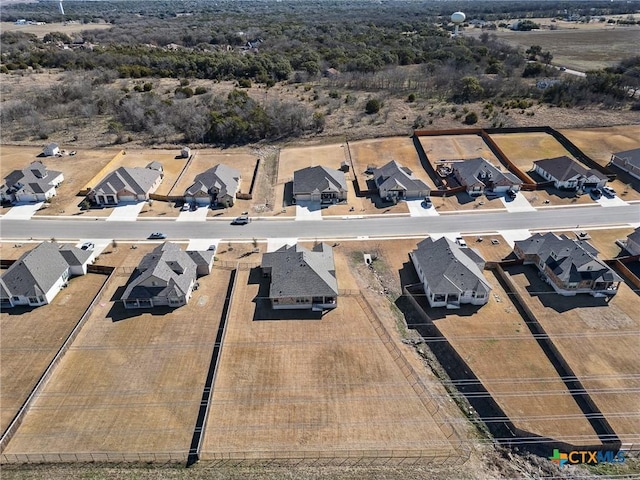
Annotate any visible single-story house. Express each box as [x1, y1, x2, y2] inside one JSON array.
[[410, 237, 492, 309], [293, 166, 347, 204], [261, 243, 338, 311], [533, 156, 608, 190], [514, 232, 622, 297], [452, 157, 521, 196], [43, 143, 60, 157], [0, 241, 92, 308], [89, 165, 162, 205], [373, 160, 430, 201], [624, 227, 640, 256], [610, 148, 640, 180], [184, 164, 241, 207], [121, 242, 214, 309], [0, 161, 64, 203]]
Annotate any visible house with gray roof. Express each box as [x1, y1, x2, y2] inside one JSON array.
[[261, 243, 338, 311], [514, 232, 621, 297], [452, 157, 521, 196], [89, 165, 162, 205], [184, 164, 241, 207], [373, 160, 430, 202], [121, 242, 213, 309], [610, 148, 640, 180], [0, 242, 92, 308], [293, 166, 347, 204], [623, 227, 640, 256], [1, 161, 64, 203], [533, 156, 608, 190], [410, 237, 492, 309]]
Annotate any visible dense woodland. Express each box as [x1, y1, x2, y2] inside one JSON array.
[[1, 0, 639, 146]]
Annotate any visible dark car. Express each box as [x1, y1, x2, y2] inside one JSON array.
[[148, 232, 167, 239], [590, 188, 602, 199], [506, 189, 517, 199]]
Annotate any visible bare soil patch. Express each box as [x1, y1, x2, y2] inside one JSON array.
[[505, 265, 640, 439], [3, 265, 232, 455], [0, 273, 107, 434], [489, 132, 570, 173]]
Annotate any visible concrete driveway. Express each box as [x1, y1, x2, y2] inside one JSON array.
[[595, 195, 629, 208], [501, 193, 536, 213], [295, 201, 323, 221], [2, 202, 44, 219], [177, 206, 209, 222], [267, 237, 298, 252], [187, 238, 220, 251], [105, 202, 146, 222], [406, 199, 440, 217]]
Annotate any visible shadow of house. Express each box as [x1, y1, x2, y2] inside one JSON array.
[[510, 265, 609, 313], [282, 181, 294, 207]]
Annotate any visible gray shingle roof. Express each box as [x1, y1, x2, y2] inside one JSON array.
[[121, 243, 201, 301], [514, 232, 622, 284], [261, 243, 338, 298], [185, 164, 240, 198], [2, 161, 62, 197], [92, 166, 161, 196], [627, 227, 640, 245], [411, 237, 492, 296], [293, 166, 347, 195], [534, 156, 607, 182], [0, 242, 85, 299], [373, 160, 430, 194], [453, 157, 522, 188], [613, 148, 640, 168]]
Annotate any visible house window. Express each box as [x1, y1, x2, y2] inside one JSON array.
[[12, 296, 20, 301], [476, 293, 484, 299], [273, 299, 279, 304], [28, 297, 39, 304]]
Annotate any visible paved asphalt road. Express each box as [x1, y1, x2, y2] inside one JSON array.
[[1, 205, 638, 241]]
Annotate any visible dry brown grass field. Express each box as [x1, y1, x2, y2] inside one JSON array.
[[560, 126, 640, 167], [489, 132, 570, 172], [432, 270, 600, 446], [418, 134, 498, 165], [0, 273, 107, 434], [0, 22, 112, 39], [201, 249, 458, 460], [505, 266, 640, 439], [3, 264, 232, 455]]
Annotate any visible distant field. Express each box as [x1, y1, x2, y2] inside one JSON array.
[[0, 22, 111, 38], [491, 27, 640, 71]]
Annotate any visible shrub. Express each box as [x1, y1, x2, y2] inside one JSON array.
[[407, 93, 416, 102], [464, 111, 478, 124], [365, 98, 381, 114], [194, 86, 207, 95], [238, 78, 252, 88]]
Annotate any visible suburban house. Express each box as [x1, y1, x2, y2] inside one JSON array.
[[533, 156, 608, 190], [89, 165, 163, 205], [121, 243, 214, 309], [0, 242, 92, 308], [261, 243, 338, 311], [514, 232, 622, 297], [410, 237, 492, 309], [452, 157, 522, 196], [43, 143, 60, 157], [184, 164, 241, 207], [610, 148, 640, 180], [0, 161, 64, 203], [145, 161, 164, 177], [624, 228, 640, 256], [373, 160, 430, 201], [293, 166, 348, 204]]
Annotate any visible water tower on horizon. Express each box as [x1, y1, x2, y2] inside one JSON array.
[[451, 11, 466, 36]]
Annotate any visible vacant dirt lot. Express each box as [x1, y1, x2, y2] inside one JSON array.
[[560, 126, 640, 167], [505, 265, 640, 439], [417, 134, 498, 166], [0, 273, 107, 435], [431, 269, 600, 446], [3, 264, 232, 455], [202, 254, 457, 459]]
